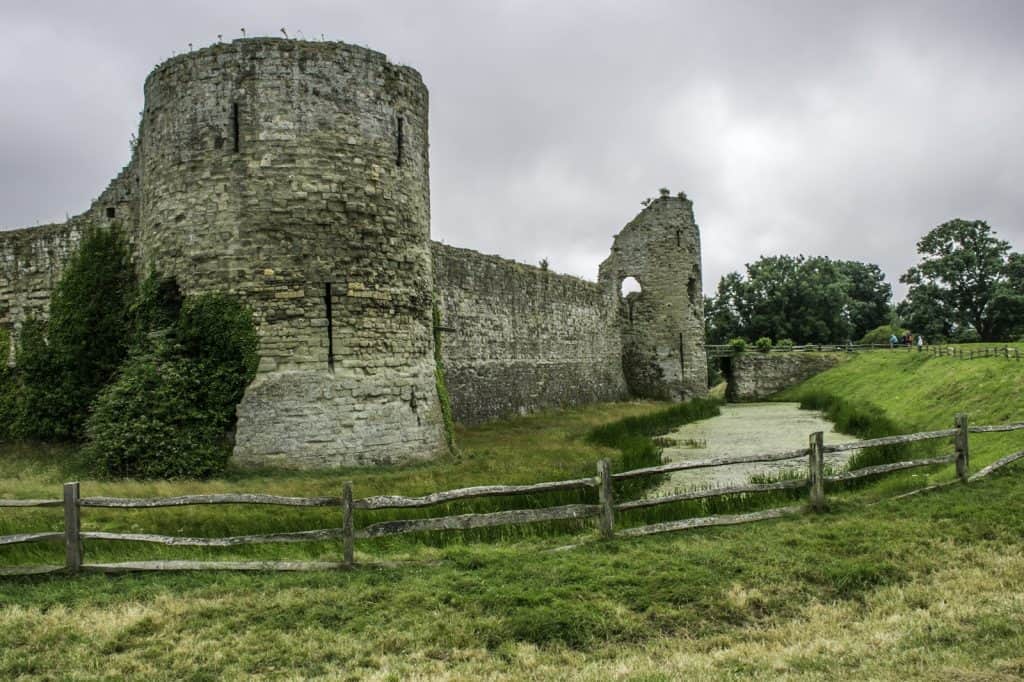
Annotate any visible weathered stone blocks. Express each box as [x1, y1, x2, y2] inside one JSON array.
[[726, 352, 842, 402]]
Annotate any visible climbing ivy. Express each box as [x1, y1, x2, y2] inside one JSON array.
[[433, 299, 455, 452]]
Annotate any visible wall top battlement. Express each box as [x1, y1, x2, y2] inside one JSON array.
[[144, 37, 424, 90]]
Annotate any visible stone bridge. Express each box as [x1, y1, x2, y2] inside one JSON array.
[[711, 348, 845, 402]]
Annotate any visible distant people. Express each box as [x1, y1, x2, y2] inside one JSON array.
[[917, 335, 924, 349], [889, 333, 898, 349]]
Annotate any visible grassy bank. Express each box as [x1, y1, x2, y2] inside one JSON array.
[[776, 343, 1024, 497], [1, 464, 1022, 678]]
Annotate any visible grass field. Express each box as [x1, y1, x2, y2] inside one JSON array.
[[1, 347, 1023, 679]]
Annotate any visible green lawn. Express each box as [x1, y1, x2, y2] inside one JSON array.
[[1, 350, 1023, 679]]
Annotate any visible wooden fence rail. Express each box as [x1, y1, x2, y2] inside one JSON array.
[[2, 416, 1024, 575], [80, 493, 344, 508], [929, 345, 1021, 361], [705, 343, 1022, 360]]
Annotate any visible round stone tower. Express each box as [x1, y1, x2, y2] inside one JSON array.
[[136, 38, 444, 467], [598, 192, 708, 401]]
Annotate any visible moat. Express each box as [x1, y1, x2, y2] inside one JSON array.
[[652, 402, 861, 492]]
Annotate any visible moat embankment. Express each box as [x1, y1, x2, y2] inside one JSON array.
[[651, 402, 860, 491]]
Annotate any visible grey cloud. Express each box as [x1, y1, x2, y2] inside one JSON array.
[[1, 0, 1021, 300]]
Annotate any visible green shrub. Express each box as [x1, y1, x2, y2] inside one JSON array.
[[728, 337, 747, 353], [0, 327, 15, 442], [11, 319, 69, 441], [83, 292, 258, 478], [776, 338, 795, 349], [859, 324, 908, 346], [176, 293, 259, 429], [130, 273, 183, 347], [950, 325, 981, 343], [755, 337, 773, 352], [83, 353, 228, 478], [18, 227, 136, 440]]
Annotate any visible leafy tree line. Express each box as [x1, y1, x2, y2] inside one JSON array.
[[705, 255, 891, 345], [0, 227, 257, 478], [706, 218, 1024, 345]]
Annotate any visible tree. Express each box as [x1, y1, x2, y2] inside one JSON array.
[[17, 226, 136, 440], [899, 219, 1021, 341], [705, 255, 892, 344], [835, 261, 892, 341]]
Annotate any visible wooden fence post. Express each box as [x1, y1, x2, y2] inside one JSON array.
[[63, 482, 81, 573], [342, 481, 354, 566], [808, 432, 825, 512], [597, 459, 615, 540], [955, 414, 969, 483]]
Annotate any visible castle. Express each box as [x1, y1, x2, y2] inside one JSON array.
[[0, 38, 707, 468]]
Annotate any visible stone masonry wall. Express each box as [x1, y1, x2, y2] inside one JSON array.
[[0, 159, 139, 363], [726, 352, 842, 402], [598, 194, 708, 400], [432, 243, 629, 424]]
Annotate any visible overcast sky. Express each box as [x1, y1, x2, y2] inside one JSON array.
[[2, 1, 1022, 300]]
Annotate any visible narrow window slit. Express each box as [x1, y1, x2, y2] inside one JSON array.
[[679, 332, 686, 379], [676, 230, 682, 247], [396, 116, 404, 166], [324, 282, 335, 372], [231, 103, 240, 153]]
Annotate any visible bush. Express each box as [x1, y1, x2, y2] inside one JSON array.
[[755, 337, 773, 352], [0, 327, 15, 442], [84, 292, 258, 478], [11, 319, 69, 441], [950, 325, 981, 343], [728, 337, 747, 353], [18, 227, 136, 440], [176, 293, 259, 429], [130, 273, 183, 347], [859, 324, 908, 346], [776, 338, 795, 349], [83, 353, 228, 478]]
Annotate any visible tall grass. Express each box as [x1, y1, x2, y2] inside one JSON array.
[[588, 398, 722, 500], [792, 390, 942, 469]]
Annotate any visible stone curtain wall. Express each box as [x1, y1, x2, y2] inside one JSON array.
[[725, 352, 842, 402], [432, 243, 629, 424], [598, 195, 708, 401], [0, 161, 139, 362]]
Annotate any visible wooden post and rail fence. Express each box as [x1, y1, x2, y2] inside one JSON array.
[[2, 414, 1024, 576], [706, 342, 1021, 359]]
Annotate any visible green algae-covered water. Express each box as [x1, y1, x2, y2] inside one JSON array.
[[652, 402, 861, 492]]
